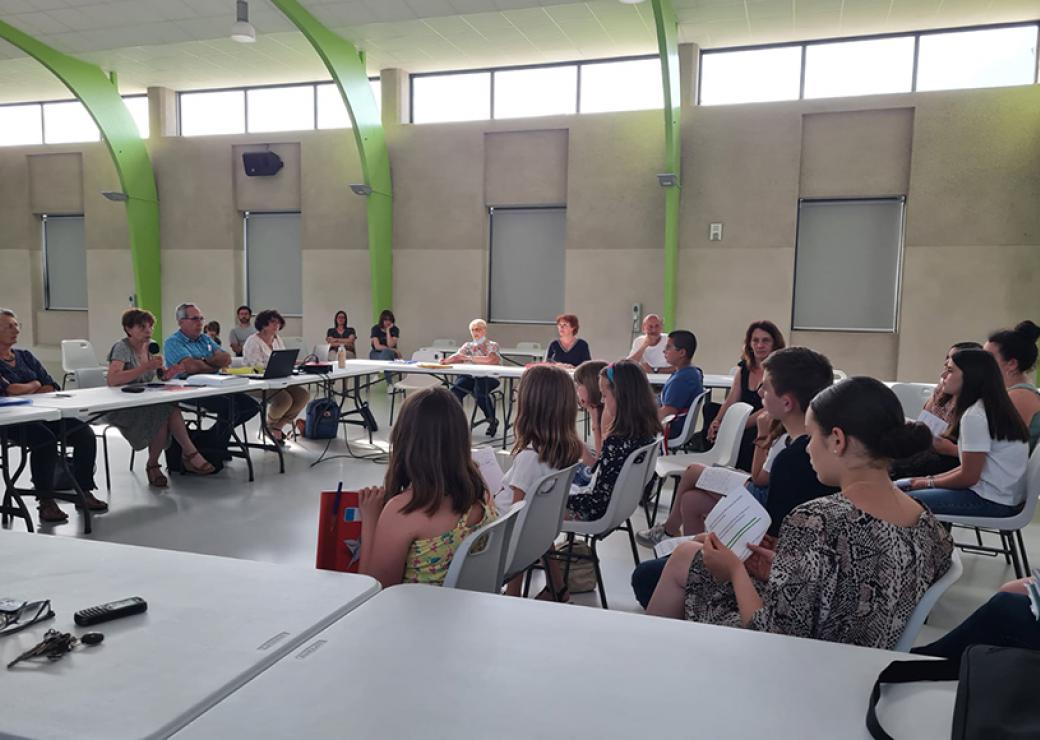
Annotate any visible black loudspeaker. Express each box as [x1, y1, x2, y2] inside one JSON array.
[[242, 151, 284, 177]]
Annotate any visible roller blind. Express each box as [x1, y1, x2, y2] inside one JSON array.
[[43, 215, 87, 310], [245, 212, 302, 317], [488, 207, 566, 324], [793, 198, 905, 332]]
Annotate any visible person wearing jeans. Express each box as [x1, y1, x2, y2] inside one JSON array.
[[912, 591, 1040, 665], [444, 319, 501, 437], [369, 309, 400, 387]]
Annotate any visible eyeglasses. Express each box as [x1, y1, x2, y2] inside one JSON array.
[[184, 316, 205, 322], [0, 600, 54, 637]]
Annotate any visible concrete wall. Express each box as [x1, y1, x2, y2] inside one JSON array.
[[0, 83, 1036, 382]]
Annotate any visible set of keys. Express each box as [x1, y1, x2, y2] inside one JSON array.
[[7, 629, 103, 669]]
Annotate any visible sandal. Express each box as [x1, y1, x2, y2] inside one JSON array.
[[535, 586, 570, 603], [38, 500, 69, 523], [182, 451, 216, 475], [75, 493, 109, 511], [145, 463, 169, 488]]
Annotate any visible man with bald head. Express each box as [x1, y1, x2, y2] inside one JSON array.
[[627, 314, 674, 375]]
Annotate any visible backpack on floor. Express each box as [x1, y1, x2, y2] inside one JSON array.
[[304, 397, 340, 440]]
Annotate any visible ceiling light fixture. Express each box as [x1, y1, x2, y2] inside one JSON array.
[[349, 183, 373, 196], [231, 0, 256, 43]]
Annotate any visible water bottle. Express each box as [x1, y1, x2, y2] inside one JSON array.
[[337, 345, 346, 369]]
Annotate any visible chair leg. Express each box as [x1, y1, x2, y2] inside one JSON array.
[[590, 539, 608, 609], [625, 518, 641, 566], [1016, 530, 1031, 575], [389, 391, 397, 426], [1005, 531, 1024, 578], [129, 448, 135, 471], [562, 532, 576, 592], [522, 566, 534, 598], [1000, 531, 1013, 565], [644, 476, 664, 526], [102, 430, 111, 490]]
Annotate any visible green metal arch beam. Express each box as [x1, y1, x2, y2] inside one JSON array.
[[270, 0, 393, 323], [0, 21, 162, 333], [651, 0, 681, 332]]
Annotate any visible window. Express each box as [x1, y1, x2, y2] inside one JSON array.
[[412, 72, 491, 124], [247, 85, 315, 133], [122, 96, 150, 138], [180, 90, 245, 136], [0, 103, 42, 146], [43, 215, 88, 311], [804, 37, 915, 99], [43, 101, 100, 144], [494, 65, 577, 119], [579, 58, 663, 113], [245, 212, 302, 317], [316, 79, 382, 129], [488, 207, 566, 324], [700, 46, 802, 105], [792, 198, 905, 332], [917, 25, 1038, 92]]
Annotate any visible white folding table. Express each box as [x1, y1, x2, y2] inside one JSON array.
[[174, 584, 955, 739], [0, 531, 379, 740]]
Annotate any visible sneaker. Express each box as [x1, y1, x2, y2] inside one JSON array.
[[635, 523, 674, 548]]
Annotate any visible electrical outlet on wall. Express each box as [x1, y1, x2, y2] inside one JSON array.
[[709, 223, 723, 241]]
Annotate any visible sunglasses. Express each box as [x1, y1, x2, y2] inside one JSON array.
[[0, 600, 54, 637]]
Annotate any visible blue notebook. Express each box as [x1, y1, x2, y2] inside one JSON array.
[[0, 397, 32, 407]]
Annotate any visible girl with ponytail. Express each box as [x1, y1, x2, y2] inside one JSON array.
[[648, 377, 953, 650], [985, 320, 1040, 450], [900, 348, 1030, 517]]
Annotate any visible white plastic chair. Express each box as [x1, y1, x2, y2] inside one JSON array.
[[894, 549, 963, 652], [312, 343, 331, 361], [61, 339, 104, 387], [561, 438, 661, 608], [647, 402, 754, 525], [281, 336, 307, 355], [389, 348, 445, 425], [443, 501, 524, 593], [516, 341, 542, 357], [72, 367, 116, 490], [664, 390, 709, 453], [833, 369, 848, 381], [890, 382, 935, 420], [432, 339, 458, 349], [502, 464, 580, 598], [935, 445, 1040, 578]]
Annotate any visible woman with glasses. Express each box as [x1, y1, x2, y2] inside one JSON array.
[[545, 314, 592, 368]]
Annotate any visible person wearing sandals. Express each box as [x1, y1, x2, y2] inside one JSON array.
[[0, 308, 104, 523], [105, 308, 216, 486], [242, 309, 310, 445]]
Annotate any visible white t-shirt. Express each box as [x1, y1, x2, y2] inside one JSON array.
[[629, 334, 668, 371], [242, 333, 285, 367], [763, 433, 790, 474], [958, 400, 1029, 506], [494, 447, 559, 515]]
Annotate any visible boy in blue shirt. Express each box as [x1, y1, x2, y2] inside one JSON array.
[[658, 330, 704, 440]]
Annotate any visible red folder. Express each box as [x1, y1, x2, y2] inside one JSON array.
[[315, 483, 363, 573]]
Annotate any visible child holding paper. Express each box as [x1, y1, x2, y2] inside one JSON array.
[[357, 387, 496, 588], [647, 377, 954, 651]]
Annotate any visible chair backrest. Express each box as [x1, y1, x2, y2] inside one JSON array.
[[61, 339, 100, 373], [443, 501, 524, 593], [281, 336, 307, 354], [594, 439, 661, 532], [516, 341, 542, 353], [666, 390, 709, 451], [73, 367, 108, 389], [313, 343, 331, 360], [432, 338, 458, 349], [889, 383, 935, 420], [833, 369, 848, 381], [503, 463, 580, 579], [894, 549, 963, 652], [411, 348, 442, 362], [712, 402, 754, 467]]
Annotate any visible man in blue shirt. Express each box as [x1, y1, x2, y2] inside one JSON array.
[[658, 330, 704, 439], [164, 302, 259, 469]]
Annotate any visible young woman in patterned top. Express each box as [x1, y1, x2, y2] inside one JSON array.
[[648, 377, 954, 650], [358, 387, 495, 588]]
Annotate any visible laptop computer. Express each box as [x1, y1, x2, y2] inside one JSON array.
[[245, 348, 300, 379]]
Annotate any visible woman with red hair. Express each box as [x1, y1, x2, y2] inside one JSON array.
[[545, 314, 591, 368]]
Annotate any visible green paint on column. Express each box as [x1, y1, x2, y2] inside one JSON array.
[[0, 21, 163, 333], [270, 0, 393, 324], [651, 0, 681, 332]]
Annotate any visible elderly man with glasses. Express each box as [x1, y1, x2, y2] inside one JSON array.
[[163, 302, 260, 471]]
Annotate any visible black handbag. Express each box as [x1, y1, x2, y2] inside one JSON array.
[[867, 645, 1040, 739]]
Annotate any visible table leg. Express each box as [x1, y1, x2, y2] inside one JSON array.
[[227, 394, 255, 483], [255, 389, 285, 475], [58, 419, 92, 535], [501, 376, 516, 451], [0, 428, 34, 532]]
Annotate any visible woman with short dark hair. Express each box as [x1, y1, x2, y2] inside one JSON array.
[[243, 309, 309, 443], [545, 313, 591, 368]]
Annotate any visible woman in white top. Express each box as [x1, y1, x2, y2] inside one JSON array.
[[901, 348, 1030, 517], [242, 309, 309, 444]]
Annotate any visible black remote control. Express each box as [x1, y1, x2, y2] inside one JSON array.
[[74, 597, 147, 626]]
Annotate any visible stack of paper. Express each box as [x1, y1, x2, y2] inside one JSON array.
[[183, 374, 250, 388], [696, 466, 751, 495], [652, 485, 771, 561]]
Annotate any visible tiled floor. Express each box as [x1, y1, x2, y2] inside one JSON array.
[[14, 389, 1037, 646]]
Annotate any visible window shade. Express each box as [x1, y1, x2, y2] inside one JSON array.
[[489, 208, 566, 323], [246, 212, 302, 317]]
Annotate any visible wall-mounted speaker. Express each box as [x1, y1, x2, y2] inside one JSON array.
[[242, 151, 284, 177]]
